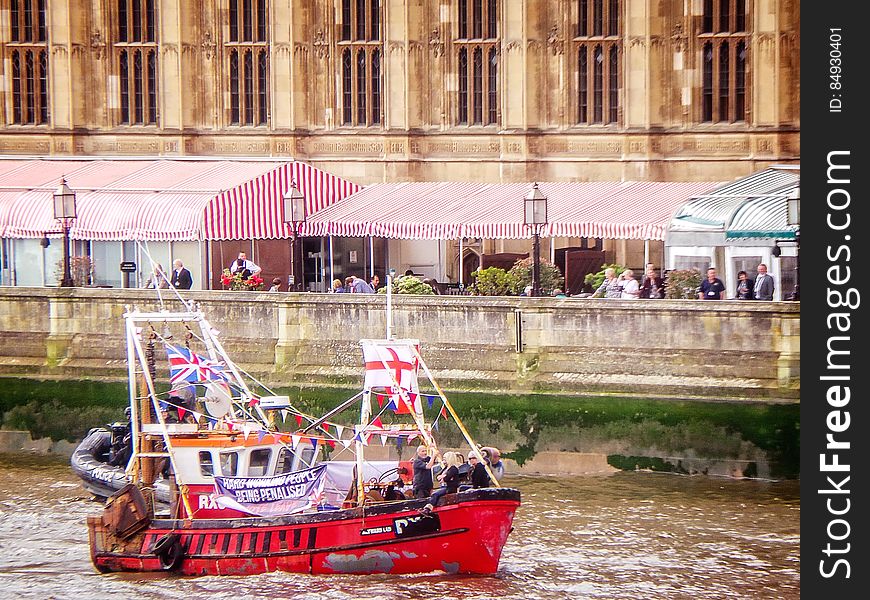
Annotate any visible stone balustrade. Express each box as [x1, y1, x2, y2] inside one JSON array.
[[0, 288, 799, 402]]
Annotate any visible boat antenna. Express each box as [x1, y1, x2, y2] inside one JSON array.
[[386, 268, 396, 339], [137, 241, 195, 312]]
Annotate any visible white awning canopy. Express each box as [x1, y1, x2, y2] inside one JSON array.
[[0, 157, 360, 241], [306, 180, 725, 241]]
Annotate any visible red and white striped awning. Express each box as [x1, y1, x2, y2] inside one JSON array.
[[306, 180, 726, 241], [0, 157, 360, 241]]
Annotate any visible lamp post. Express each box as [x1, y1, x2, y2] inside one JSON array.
[[283, 181, 307, 291], [524, 183, 548, 297], [786, 187, 800, 301], [53, 177, 77, 287], [386, 268, 397, 339]]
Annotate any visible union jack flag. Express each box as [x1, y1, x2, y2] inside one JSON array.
[[165, 344, 226, 384]]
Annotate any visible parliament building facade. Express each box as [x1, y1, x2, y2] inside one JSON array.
[[1, 0, 799, 183], [1, 1, 799, 290]]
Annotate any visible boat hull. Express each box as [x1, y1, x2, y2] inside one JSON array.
[[88, 487, 520, 576]]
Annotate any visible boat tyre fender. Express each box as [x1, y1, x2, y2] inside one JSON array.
[[152, 533, 184, 571]]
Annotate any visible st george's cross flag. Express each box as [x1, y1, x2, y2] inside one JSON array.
[[165, 344, 227, 384], [361, 340, 422, 414]]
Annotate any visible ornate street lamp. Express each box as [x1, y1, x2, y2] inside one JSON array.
[[524, 183, 548, 297], [786, 187, 800, 301], [283, 180, 307, 292], [53, 177, 77, 287]]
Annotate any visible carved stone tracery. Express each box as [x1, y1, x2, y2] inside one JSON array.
[[313, 30, 329, 59], [91, 31, 105, 59], [429, 28, 444, 57], [547, 25, 564, 56], [202, 31, 216, 60]]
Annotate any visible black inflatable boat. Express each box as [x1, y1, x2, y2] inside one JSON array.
[[70, 423, 170, 505]]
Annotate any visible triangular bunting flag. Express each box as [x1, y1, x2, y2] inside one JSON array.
[[242, 423, 252, 440], [327, 440, 336, 449], [427, 396, 435, 408], [310, 438, 318, 450], [341, 438, 353, 449], [379, 435, 387, 446], [396, 436, 404, 450], [433, 421, 440, 432], [291, 434, 301, 449], [321, 423, 330, 433], [440, 406, 448, 419], [386, 400, 397, 411], [335, 424, 345, 438], [177, 407, 187, 421], [372, 416, 384, 429], [281, 409, 290, 423], [295, 414, 303, 427], [257, 429, 267, 443], [376, 394, 385, 408]]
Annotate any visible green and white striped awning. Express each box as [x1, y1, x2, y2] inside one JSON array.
[[669, 167, 799, 240]]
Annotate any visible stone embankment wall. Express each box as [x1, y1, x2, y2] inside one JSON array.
[[0, 288, 799, 402]]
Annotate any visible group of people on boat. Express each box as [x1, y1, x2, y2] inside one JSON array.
[[411, 444, 504, 514]]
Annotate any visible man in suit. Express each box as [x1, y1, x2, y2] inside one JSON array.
[[753, 263, 775, 301], [171, 259, 193, 290]]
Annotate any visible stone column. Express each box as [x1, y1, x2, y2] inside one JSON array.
[[47, 0, 75, 129], [159, 0, 183, 131], [271, 0, 294, 130], [384, 0, 408, 130], [46, 294, 76, 367]]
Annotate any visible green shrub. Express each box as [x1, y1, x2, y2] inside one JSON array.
[[664, 268, 703, 299], [507, 257, 563, 295], [2, 399, 124, 442], [377, 275, 435, 295], [471, 267, 514, 296]]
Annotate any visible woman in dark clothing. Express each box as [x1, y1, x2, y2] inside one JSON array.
[[469, 454, 492, 488], [735, 270, 755, 300], [422, 451, 462, 512], [459, 452, 492, 491], [639, 266, 665, 299]]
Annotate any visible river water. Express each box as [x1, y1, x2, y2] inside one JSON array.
[[0, 453, 799, 600]]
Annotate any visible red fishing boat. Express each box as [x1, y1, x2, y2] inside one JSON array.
[[85, 275, 520, 576]]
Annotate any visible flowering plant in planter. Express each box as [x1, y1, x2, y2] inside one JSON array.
[[221, 268, 264, 291]]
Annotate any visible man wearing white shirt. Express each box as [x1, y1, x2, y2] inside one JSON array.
[[229, 252, 261, 279]]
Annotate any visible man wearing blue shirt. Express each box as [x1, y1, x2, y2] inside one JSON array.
[[698, 267, 726, 300], [345, 275, 375, 293]]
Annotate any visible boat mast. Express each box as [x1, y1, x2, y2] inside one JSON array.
[[125, 311, 200, 516], [124, 314, 144, 486], [354, 391, 371, 506]]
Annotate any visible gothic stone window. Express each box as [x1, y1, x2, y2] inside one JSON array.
[[699, 0, 748, 123], [339, 0, 382, 126], [226, 0, 269, 126], [8, 0, 49, 125], [455, 0, 499, 126], [573, 0, 620, 125], [115, 0, 158, 125]]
